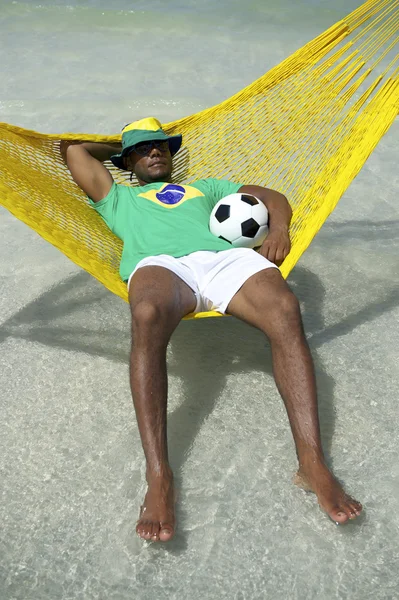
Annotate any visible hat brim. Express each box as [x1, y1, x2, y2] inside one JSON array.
[[110, 134, 182, 171]]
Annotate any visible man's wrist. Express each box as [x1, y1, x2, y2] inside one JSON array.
[[81, 142, 122, 162], [268, 222, 290, 234]]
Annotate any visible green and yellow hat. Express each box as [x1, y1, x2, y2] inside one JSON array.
[[110, 117, 182, 170]]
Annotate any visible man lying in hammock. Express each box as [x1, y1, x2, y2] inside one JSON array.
[[60, 117, 362, 542]]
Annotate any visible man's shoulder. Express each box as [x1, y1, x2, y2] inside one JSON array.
[[190, 177, 218, 183], [188, 177, 220, 189], [189, 177, 236, 185], [189, 177, 240, 190]]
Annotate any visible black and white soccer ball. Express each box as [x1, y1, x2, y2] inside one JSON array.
[[209, 193, 269, 248]]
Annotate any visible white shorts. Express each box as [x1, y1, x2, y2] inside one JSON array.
[[127, 248, 279, 314]]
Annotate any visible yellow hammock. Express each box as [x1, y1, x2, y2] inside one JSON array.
[[0, 0, 398, 319]]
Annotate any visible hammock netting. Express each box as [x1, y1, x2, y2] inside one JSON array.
[[0, 0, 398, 319]]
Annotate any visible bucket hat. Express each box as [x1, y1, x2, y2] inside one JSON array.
[[110, 117, 182, 170]]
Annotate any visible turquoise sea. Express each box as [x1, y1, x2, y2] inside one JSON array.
[[1, 1, 398, 599]]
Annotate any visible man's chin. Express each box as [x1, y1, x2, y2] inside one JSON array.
[[147, 171, 171, 183]]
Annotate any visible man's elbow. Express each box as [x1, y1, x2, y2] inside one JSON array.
[[59, 140, 83, 164], [269, 190, 292, 217], [284, 194, 293, 219], [59, 140, 68, 163]]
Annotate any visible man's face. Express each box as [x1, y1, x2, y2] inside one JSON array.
[[125, 141, 173, 185]]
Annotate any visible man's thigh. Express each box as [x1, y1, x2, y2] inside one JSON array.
[[226, 267, 298, 331], [129, 265, 197, 322]]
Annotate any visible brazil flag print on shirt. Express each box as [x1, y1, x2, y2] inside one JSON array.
[[88, 178, 242, 282]]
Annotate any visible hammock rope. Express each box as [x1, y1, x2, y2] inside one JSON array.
[[0, 0, 398, 319]]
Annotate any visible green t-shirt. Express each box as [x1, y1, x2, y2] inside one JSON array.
[[89, 178, 242, 281]]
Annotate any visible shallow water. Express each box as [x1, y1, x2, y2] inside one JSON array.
[[1, 1, 399, 599]]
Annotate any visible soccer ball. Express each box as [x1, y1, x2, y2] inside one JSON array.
[[209, 193, 269, 248]]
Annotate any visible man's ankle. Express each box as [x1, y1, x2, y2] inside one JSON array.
[[297, 447, 326, 468], [146, 464, 174, 482]]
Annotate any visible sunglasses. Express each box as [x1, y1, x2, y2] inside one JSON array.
[[130, 141, 170, 156]]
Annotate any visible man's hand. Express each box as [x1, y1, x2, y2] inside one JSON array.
[[237, 184, 292, 266], [258, 227, 291, 266]]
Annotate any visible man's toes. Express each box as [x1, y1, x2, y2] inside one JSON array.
[[136, 517, 174, 542], [150, 522, 161, 541], [330, 498, 364, 523], [137, 520, 152, 540], [347, 502, 359, 519], [136, 523, 145, 538], [145, 523, 155, 540], [350, 500, 362, 515], [159, 523, 174, 542], [329, 505, 350, 524], [341, 497, 362, 520]]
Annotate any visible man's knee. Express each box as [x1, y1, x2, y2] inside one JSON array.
[[132, 301, 166, 329], [263, 289, 303, 337], [131, 301, 178, 342], [278, 290, 301, 320]]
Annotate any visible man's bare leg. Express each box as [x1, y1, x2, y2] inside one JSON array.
[[227, 268, 362, 524], [129, 266, 197, 542]]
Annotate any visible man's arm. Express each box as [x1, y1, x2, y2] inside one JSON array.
[[60, 141, 122, 203], [238, 184, 292, 265]]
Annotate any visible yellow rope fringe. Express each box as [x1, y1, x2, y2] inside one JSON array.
[[0, 0, 398, 319]]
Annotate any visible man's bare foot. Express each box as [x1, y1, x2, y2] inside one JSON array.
[[294, 458, 362, 524], [136, 471, 176, 542]]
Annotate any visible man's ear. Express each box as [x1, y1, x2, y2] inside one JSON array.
[[125, 151, 136, 171]]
